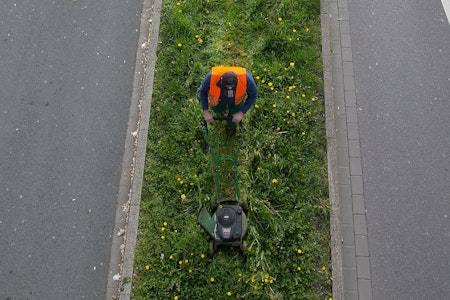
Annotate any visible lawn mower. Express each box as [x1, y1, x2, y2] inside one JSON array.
[[197, 116, 248, 253]]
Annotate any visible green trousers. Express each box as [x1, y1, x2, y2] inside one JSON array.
[[212, 102, 243, 126]]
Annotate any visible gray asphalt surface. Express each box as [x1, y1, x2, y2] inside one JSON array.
[[0, 1, 143, 298], [349, 0, 450, 298]]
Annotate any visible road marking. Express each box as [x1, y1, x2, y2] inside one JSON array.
[[442, 0, 450, 25]]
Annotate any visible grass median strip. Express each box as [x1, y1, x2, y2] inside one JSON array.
[[132, 0, 330, 299]]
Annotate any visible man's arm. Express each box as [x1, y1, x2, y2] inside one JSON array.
[[240, 71, 258, 114]]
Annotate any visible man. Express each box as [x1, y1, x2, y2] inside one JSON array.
[[199, 66, 258, 136]]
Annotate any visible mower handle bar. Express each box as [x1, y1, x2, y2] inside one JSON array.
[[211, 116, 243, 126]]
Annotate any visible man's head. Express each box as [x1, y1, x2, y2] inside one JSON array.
[[220, 71, 238, 97]]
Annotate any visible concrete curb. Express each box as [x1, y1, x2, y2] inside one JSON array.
[[105, 0, 162, 299], [321, 0, 344, 299]]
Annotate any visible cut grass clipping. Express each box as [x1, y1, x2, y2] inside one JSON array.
[[132, 0, 330, 299]]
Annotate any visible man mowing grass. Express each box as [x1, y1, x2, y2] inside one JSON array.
[[199, 66, 258, 136]]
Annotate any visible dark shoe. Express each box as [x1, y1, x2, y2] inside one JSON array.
[[226, 126, 236, 137]]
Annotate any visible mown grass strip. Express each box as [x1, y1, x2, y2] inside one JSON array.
[[132, 0, 330, 299]]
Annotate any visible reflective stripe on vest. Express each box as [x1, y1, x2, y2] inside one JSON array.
[[208, 66, 247, 107]]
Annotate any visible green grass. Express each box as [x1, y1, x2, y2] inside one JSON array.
[[132, 0, 330, 299]]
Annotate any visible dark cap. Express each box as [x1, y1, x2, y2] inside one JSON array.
[[220, 72, 238, 88]]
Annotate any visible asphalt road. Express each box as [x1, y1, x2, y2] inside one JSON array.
[[0, 1, 143, 298], [349, 0, 450, 298]]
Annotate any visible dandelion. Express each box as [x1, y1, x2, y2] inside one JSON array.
[[302, 93, 306, 98], [297, 249, 303, 254], [291, 112, 296, 117], [286, 95, 290, 99], [210, 277, 215, 282], [161, 235, 165, 240], [177, 43, 182, 47], [161, 227, 165, 231], [311, 97, 316, 102], [200, 254, 206, 259], [227, 292, 232, 296], [254, 104, 260, 108], [292, 29, 297, 33], [189, 269, 193, 273], [169, 255, 174, 259], [176, 2, 181, 5], [289, 62, 295, 67], [268, 82, 273, 87], [297, 266, 301, 271], [256, 76, 260, 80], [174, 296, 179, 300], [145, 265, 150, 270], [305, 27, 310, 32], [278, 17, 283, 21], [272, 104, 276, 108], [184, 259, 189, 264], [179, 260, 183, 265], [322, 266, 326, 271], [272, 178, 278, 184]]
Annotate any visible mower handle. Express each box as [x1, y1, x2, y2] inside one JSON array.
[[211, 116, 243, 126], [213, 116, 232, 121]]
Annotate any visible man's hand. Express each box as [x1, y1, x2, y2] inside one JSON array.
[[232, 111, 244, 123], [203, 110, 214, 123]]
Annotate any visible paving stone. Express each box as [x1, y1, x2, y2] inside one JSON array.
[[354, 214, 368, 235], [356, 256, 371, 279], [355, 235, 369, 256]]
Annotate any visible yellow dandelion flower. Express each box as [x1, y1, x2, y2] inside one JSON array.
[[179, 260, 183, 265], [305, 27, 310, 32], [254, 104, 260, 108], [169, 255, 174, 259], [268, 82, 273, 87], [302, 93, 306, 98], [210, 277, 215, 282], [292, 29, 297, 33], [177, 43, 182, 47], [322, 266, 326, 271], [145, 265, 150, 270], [227, 292, 232, 297], [297, 266, 301, 271], [286, 95, 290, 99], [174, 296, 179, 300], [272, 178, 278, 183], [189, 269, 193, 273], [184, 259, 188, 263], [289, 62, 295, 67], [302, 131, 306, 136], [200, 254, 205, 259], [270, 279, 274, 284], [278, 17, 283, 21], [176, 2, 181, 5], [256, 76, 260, 80], [261, 79, 265, 83], [161, 235, 165, 239], [291, 112, 296, 117], [297, 249, 303, 254], [161, 227, 165, 231], [272, 103, 276, 108]]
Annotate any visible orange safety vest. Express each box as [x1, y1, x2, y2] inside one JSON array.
[[208, 66, 247, 107]]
